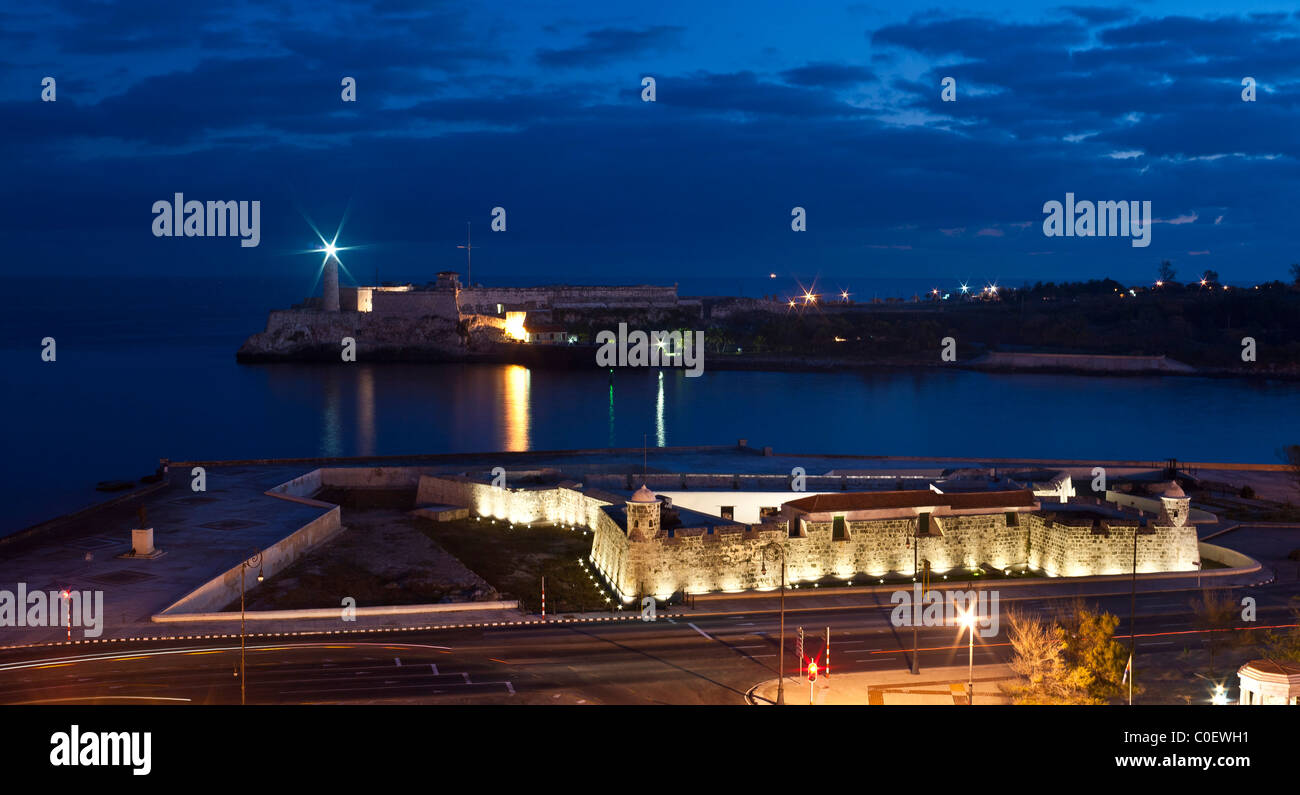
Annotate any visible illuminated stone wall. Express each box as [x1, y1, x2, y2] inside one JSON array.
[[1026, 514, 1199, 577], [598, 510, 1197, 601], [598, 513, 1032, 601], [416, 475, 611, 529], [417, 476, 1199, 601]]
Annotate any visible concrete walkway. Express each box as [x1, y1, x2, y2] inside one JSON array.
[[749, 662, 1016, 705]]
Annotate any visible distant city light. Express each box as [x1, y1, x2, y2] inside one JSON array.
[[960, 283, 970, 294]]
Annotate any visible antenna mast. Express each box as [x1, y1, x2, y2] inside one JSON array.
[[456, 222, 473, 286]]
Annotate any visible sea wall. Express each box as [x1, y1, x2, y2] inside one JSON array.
[[973, 352, 1196, 373], [236, 308, 466, 361]]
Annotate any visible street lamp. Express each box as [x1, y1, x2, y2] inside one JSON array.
[[1128, 522, 1154, 706], [238, 550, 263, 705], [959, 605, 977, 705], [758, 541, 788, 705]]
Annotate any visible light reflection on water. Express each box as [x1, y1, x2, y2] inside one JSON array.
[[5, 351, 1299, 535]]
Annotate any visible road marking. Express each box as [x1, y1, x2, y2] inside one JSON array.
[[430, 663, 439, 675], [732, 645, 766, 650], [394, 657, 401, 667], [688, 623, 713, 640], [488, 657, 511, 665]]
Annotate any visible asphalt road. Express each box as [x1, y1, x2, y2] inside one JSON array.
[[2, 584, 1296, 704]]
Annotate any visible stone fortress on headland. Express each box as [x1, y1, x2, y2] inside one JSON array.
[[237, 261, 707, 361], [416, 465, 1205, 603]]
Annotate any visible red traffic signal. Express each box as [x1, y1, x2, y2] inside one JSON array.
[[807, 660, 818, 682]]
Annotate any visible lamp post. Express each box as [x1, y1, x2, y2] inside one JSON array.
[[960, 606, 976, 705], [910, 534, 921, 675], [238, 550, 263, 705], [1129, 524, 1140, 706], [758, 541, 788, 705]]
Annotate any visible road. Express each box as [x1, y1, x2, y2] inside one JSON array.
[[2, 584, 1296, 704]]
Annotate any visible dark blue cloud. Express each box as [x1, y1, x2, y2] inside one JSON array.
[[535, 26, 684, 67], [2, 1, 1298, 288]]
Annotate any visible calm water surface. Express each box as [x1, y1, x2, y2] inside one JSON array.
[[2, 276, 1297, 535]]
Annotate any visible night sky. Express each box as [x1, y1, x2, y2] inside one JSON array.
[[4, 1, 1298, 288]]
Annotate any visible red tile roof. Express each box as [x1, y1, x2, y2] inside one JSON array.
[[784, 489, 1036, 513]]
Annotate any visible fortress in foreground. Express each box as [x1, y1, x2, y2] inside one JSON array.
[[415, 467, 1203, 602]]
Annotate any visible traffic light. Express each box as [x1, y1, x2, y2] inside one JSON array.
[[807, 660, 818, 682]]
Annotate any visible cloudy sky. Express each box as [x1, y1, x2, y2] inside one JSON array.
[[3, 0, 1297, 289]]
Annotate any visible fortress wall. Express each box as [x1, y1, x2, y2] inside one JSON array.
[[416, 475, 610, 528], [1026, 514, 1198, 577], [614, 511, 1193, 599], [371, 290, 459, 320], [592, 511, 633, 594], [457, 285, 679, 313], [783, 515, 1028, 586], [414, 477, 1199, 599]]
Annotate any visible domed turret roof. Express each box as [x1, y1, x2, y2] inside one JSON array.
[[629, 485, 658, 503], [1153, 480, 1186, 498]]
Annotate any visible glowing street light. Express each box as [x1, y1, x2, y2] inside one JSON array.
[[1211, 684, 1229, 705], [958, 604, 977, 704]]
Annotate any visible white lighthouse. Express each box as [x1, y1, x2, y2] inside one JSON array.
[[322, 253, 340, 312]]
